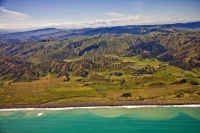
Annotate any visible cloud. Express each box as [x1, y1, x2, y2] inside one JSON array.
[[86, 13, 150, 26], [96, 12, 146, 26], [90, 12, 200, 27], [0, 7, 30, 21], [105, 12, 126, 17], [0, 10, 200, 31]]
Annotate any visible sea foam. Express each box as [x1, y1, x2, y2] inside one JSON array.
[[1, 104, 200, 111], [37, 113, 43, 116]]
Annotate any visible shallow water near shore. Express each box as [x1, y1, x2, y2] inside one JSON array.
[[0, 106, 200, 133]]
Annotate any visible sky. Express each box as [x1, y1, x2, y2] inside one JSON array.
[[0, 0, 200, 31]]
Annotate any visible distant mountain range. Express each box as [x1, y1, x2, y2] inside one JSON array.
[[0, 21, 200, 42], [0, 21, 200, 82]]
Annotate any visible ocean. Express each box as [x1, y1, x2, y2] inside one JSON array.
[[0, 105, 200, 133]]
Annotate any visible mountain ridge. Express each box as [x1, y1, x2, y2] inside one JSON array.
[[0, 31, 200, 82], [0, 28, 200, 105], [1, 21, 200, 42]]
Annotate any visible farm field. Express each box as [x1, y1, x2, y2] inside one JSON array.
[[1, 56, 200, 106]]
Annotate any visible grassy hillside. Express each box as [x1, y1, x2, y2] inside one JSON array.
[[1, 31, 200, 69], [0, 56, 200, 105], [0, 22, 200, 106]]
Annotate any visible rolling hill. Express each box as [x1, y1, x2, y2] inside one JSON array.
[[0, 22, 200, 106]]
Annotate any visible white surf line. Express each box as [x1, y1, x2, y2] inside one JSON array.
[[121, 104, 200, 108], [1, 104, 200, 111]]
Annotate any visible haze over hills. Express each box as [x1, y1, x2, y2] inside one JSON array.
[[1, 21, 200, 41], [0, 21, 200, 106]]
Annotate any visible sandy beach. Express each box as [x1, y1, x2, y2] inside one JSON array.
[[1, 100, 200, 109]]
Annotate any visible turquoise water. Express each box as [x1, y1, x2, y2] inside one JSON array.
[[0, 107, 200, 133]]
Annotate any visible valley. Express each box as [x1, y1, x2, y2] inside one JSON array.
[[0, 56, 200, 107], [0, 22, 200, 107]]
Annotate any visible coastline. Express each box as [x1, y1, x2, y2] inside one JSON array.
[[1, 105, 200, 111], [1, 100, 200, 110]]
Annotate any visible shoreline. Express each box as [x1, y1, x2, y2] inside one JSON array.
[[1, 104, 200, 111], [1, 100, 200, 110]]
